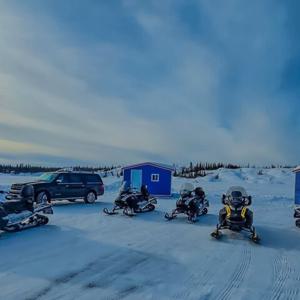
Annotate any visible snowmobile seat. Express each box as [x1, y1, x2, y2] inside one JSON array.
[[188, 199, 199, 214], [176, 199, 188, 211], [2, 200, 32, 214], [140, 185, 149, 199], [194, 187, 205, 199]]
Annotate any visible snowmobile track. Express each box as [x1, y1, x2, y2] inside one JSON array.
[[267, 253, 299, 300], [82, 255, 149, 291], [215, 246, 252, 300], [171, 253, 226, 300], [25, 252, 119, 300]]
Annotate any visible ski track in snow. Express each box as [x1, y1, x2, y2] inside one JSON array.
[[27, 251, 150, 300], [25, 212, 181, 300], [215, 246, 252, 300], [0, 169, 299, 300], [265, 252, 300, 300]]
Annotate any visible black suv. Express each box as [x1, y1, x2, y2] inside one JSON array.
[[6, 171, 104, 204]]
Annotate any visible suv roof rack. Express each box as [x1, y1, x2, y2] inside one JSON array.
[[55, 168, 96, 174], [56, 168, 74, 173]]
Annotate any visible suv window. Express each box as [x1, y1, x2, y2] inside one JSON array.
[[56, 173, 69, 183], [85, 174, 102, 183], [69, 174, 83, 183]]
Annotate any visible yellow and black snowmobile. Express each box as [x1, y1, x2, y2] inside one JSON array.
[[211, 186, 260, 243]]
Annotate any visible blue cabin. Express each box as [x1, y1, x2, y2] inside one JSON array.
[[295, 167, 300, 205], [123, 162, 174, 197]]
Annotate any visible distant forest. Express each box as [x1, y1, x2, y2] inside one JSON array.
[[0, 162, 295, 178], [0, 164, 121, 175], [173, 162, 296, 178]]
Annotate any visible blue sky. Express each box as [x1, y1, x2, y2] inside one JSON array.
[[0, 0, 299, 166]]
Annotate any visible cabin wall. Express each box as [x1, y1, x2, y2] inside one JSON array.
[[296, 172, 300, 205], [123, 165, 172, 196]]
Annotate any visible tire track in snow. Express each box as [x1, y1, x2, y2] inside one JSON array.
[[215, 245, 252, 300], [270, 254, 290, 300], [171, 238, 243, 300], [25, 251, 118, 300], [26, 221, 176, 300], [172, 269, 213, 300], [82, 254, 150, 290], [267, 253, 299, 300], [171, 253, 226, 300], [97, 228, 186, 300], [27, 252, 151, 300]]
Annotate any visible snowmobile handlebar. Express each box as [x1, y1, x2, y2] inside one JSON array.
[[222, 195, 252, 206]]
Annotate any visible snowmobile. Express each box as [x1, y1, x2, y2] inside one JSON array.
[[211, 186, 260, 243], [103, 182, 157, 217], [294, 207, 300, 228], [0, 196, 53, 232], [165, 183, 209, 223]]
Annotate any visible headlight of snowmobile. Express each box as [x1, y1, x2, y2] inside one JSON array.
[[22, 185, 34, 197]]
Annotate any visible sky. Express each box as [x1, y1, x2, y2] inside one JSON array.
[[0, 0, 299, 166]]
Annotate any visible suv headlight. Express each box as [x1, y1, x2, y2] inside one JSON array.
[[22, 185, 34, 197]]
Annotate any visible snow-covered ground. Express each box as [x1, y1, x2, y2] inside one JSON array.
[[0, 168, 299, 300]]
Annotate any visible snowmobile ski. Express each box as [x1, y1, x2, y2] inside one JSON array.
[[250, 233, 260, 244], [123, 208, 136, 217], [103, 208, 119, 215], [165, 212, 176, 221], [211, 227, 222, 239]]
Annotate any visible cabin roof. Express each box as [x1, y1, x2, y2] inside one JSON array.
[[293, 166, 300, 173], [122, 162, 174, 171]]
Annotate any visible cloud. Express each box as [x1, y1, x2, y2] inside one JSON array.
[[0, 0, 299, 166]]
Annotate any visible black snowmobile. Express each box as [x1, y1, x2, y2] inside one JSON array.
[[211, 186, 260, 243], [165, 183, 209, 223], [103, 182, 157, 217], [0, 195, 53, 232], [294, 207, 300, 228]]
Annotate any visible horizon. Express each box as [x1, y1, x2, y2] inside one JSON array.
[[0, 161, 297, 170], [0, 1, 299, 166]]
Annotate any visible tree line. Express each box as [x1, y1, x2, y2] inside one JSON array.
[[173, 162, 296, 178], [0, 162, 296, 178], [173, 162, 241, 178], [0, 164, 121, 174]]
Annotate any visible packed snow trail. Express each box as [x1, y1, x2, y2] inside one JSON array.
[[0, 169, 299, 300]]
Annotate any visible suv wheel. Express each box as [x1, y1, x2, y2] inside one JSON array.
[[85, 191, 96, 204], [36, 191, 50, 205]]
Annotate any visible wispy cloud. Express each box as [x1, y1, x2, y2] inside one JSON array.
[[0, 0, 299, 165]]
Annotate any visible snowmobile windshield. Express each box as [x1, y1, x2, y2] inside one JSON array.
[[180, 183, 194, 197], [180, 190, 191, 198], [230, 197, 244, 208], [231, 191, 243, 198], [195, 187, 205, 198], [120, 182, 131, 193], [38, 173, 57, 182]]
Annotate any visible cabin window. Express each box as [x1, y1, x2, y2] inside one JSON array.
[[151, 174, 160, 182]]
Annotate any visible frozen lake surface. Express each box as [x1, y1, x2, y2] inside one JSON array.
[[0, 168, 299, 300]]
